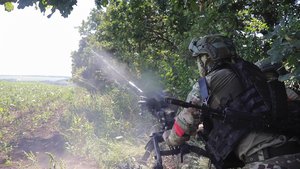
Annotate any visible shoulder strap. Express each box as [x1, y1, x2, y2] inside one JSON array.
[[198, 77, 209, 105]]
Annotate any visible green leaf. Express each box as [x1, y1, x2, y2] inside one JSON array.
[[278, 73, 292, 81], [295, 73, 300, 81], [268, 46, 285, 63], [294, 66, 300, 75], [4, 2, 14, 12], [291, 40, 300, 49]]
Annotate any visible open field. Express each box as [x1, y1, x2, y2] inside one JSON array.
[[0, 81, 148, 169], [0, 81, 211, 169]]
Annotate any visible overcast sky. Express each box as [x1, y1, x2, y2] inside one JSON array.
[[0, 1, 95, 76]]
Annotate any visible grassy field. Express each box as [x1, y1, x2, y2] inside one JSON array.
[[0, 81, 212, 169], [0, 81, 151, 169]]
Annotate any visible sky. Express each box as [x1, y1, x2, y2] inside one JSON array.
[[0, 0, 95, 77]]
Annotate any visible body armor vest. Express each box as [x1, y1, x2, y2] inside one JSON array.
[[199, 59, 277, 168]]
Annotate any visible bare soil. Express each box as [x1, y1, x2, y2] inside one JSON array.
[[0, 108, 98, 169]]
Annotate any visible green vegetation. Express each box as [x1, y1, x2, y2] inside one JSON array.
[[1, 1, 299, 168], [72, 0, 300, 99], [0, 0, 77, 18], [0, 81, 153, 168]]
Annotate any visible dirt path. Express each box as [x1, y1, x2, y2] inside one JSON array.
[[0, 107, 98, 169], [0, 132, 98, 169]]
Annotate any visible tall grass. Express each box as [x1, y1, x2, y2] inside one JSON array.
[[0, 81, 154, 168]]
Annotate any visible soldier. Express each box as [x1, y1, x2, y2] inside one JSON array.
[[163, 35, 300, 169], [255, 58, 300, 101]]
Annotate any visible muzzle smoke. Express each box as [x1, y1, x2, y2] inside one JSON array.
[[89, 49, 144, 94]]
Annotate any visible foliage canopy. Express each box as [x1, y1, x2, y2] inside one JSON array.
[[1, 0, 81, 17], [3, 0, 299, 96], [72, 0, 300, 98]]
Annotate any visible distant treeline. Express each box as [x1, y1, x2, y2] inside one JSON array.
[[0, 75, 71, 85]]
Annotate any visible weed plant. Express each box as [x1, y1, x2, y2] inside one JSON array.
[[0, 81, 153, 168]]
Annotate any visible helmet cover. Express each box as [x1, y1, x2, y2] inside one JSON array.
[[188, 34, 237, 60]]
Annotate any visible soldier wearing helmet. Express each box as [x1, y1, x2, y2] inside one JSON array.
[[163, 35, 300, 169], [255, 58, 300, 101]]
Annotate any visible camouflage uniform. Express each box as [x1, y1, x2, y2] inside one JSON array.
[[164, 81, 202, 146], [255, 58, 300, 102], [164, 34, 300, 168], [165, 68, 300, 168], [242, 153, 300, 169]]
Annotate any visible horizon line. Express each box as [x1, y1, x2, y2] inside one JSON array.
[[0, 74, 71, 78]]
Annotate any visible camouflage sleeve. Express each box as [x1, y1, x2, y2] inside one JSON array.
[[165, 82, 203, 146]]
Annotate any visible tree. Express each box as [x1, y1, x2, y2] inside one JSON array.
[[73, 1, 198, 98], [1, 0, 84, 17], [72, 0, 300, 97]]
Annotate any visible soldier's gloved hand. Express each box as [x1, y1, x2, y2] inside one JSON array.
[[177, 97, 202, 127], [190, 96, 202, 109], [189, 96, 203, 122]]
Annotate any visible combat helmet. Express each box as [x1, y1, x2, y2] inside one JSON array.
[[255, 58, 288, 80], [188, 34, 237, 75]]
